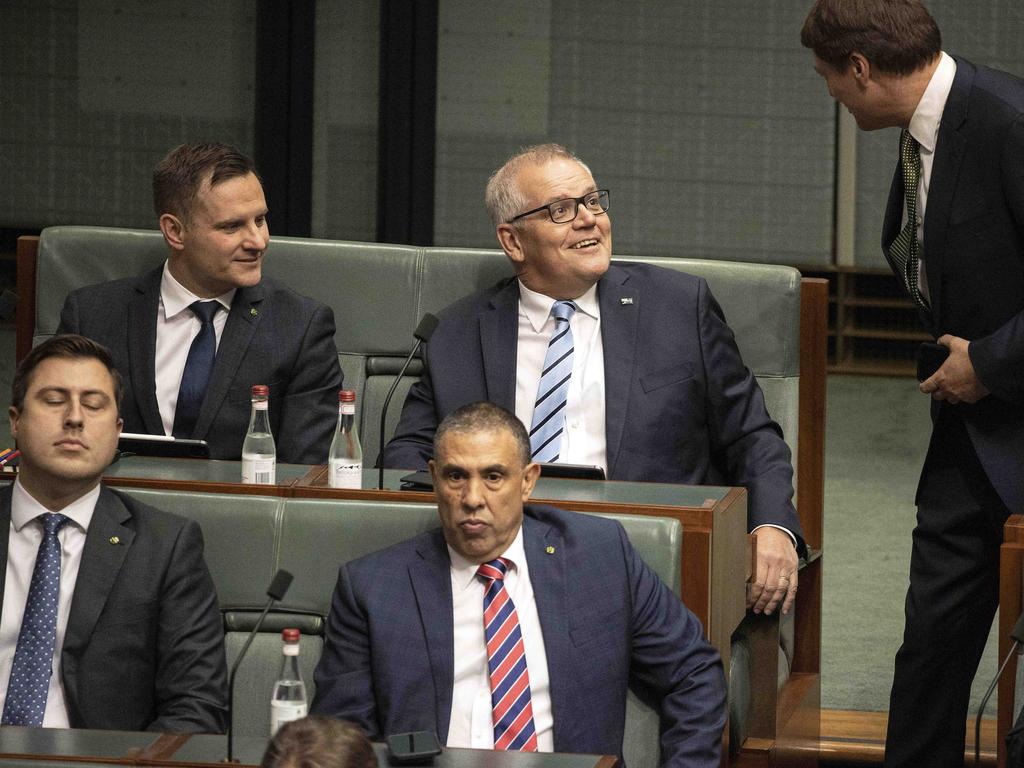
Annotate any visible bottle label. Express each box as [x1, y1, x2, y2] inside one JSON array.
[[251, 401, 269, 411], [270, 701, 307, 735], [340, 403, 356, 415], [242, 457, 276, 485], [329, 460, 363, 489]]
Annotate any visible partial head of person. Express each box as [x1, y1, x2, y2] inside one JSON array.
[[486, 143, 612, 301], [261, 716, 376, 768], [429, 402, 541, 564], [801, 0, 942, 130], [153, 141, 269, 298], [9, 334, 124, 510]]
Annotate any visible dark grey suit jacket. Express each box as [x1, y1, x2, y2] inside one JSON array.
[[0, 484, 228, 733], [57, 265, 343, 465], [311, 504, 727, 767], [882, 56, 1024, 512], [383, 263, 802, 540]]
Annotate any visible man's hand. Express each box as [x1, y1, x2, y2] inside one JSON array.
[[747, 526, 799, 616], [920, 335, 990, 404]]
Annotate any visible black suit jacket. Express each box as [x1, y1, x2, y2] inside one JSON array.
[[0, 485, 228, 732], [882, 56, 1024, 512], [311, 504, 726, 767], [383, 263, 802, 539], [57, 265, 343, 465]]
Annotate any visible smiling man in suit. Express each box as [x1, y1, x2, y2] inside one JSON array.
[[384, 143, 804, 616], [0, 335, 227, 732], [57, 142, 342, 464], [802, 1, 1024, 765], [313, 401, 726, 766]]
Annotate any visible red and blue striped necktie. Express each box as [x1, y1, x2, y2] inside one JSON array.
[[477, 557, 538, 751]]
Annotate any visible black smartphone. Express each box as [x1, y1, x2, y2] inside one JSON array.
[[386, 731, 442, 765], [916, 342, 949, 382]]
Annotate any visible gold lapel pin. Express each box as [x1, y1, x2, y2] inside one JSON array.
[[545, 545, 555, 554], [109, 536, 120, 545], [250, 308, 259, 317]]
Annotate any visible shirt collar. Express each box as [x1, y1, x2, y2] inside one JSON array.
[[11, 477, 100, 533], [448, 524, 528, 592], [160, 261, 236, 320], [908, 51, 956, 153], [517, 280, 600, 334]]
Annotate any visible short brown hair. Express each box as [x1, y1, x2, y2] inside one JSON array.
[[153, 142, 259, 222], [261, 717, 376, 768], [485, 143, 593, 227], [800, 0, 941, 75], [12, 335, 123, 413], [434, 401, 531, 467]]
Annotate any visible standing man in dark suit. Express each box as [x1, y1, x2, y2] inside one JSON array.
[[0, 335, 227, 732], [384, 144, 803, 616], [58, 142, 342, 464], [314, 401, 726, 766], [802, 1, 1024, 764]]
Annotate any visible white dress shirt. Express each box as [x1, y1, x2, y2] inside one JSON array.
[[155, 262, 235, 436], [446, 527, 554, 750], [906, 51, 957, 301], [514, 281, 607, 472], [0, 480, 101, 727]]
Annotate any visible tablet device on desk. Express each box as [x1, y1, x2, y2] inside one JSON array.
[[399, 462, 605, 490], [118, 432, 211, 459]]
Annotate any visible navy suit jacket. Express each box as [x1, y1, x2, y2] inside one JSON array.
[[310, 504, 726, 767], [57, 265, 343, 465], [882, 56, 1024, 512], [383, 263, 802, 538], [0, 485, 228, 732]]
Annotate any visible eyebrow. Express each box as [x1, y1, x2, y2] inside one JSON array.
[[542, 186, 598, 206], [213, 209, 269, 229]]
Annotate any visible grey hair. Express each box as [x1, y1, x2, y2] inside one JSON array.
[[434, 401, 531, 467], [484, 143, 592, 227]]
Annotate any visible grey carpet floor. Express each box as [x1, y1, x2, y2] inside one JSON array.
[[0, 328, 1003, 715]]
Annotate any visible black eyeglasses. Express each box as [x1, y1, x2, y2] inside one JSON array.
[[508, 189, 610, 224]]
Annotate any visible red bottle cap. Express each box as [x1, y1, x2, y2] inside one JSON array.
[[338, 389, 356, 403], [282, 628, 300, 643], [252, 384, 269, 397]]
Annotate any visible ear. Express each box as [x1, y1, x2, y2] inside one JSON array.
[[428, 458, 438, 485], [158, 213, 187, 252], [849, 52, 871, 85], [8, 405, 19, 440], [521, 461, 541, 501], [497, 224, 526, 267]]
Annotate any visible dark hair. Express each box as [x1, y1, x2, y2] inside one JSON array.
[[12, 335, 123, 413], [152, 142, 259, 222], [434, 401, 531, 467], [261, 717, 376, 768], [800, 0, 941, 75]]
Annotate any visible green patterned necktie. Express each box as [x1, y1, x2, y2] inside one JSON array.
[[886, 130, 929, 310]]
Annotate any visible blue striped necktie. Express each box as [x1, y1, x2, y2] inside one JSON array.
[[2, 513, 71, 726], [530, 300, 576, 462], [477, 558, 538, 751]]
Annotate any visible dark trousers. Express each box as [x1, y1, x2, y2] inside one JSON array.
[[884, 408, 1010, 768]]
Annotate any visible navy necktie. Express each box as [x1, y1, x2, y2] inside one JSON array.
[[2, 513, 71, 726], [172, 300, 220, 438]]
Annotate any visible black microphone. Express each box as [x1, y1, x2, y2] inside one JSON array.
[[973, 612, 1024, 766], [376, 313, 439, 490], [225, 569, 293, 763]]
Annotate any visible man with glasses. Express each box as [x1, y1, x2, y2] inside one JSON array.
[[384, 144, 803, 616]]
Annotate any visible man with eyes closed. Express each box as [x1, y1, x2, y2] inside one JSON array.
[[384, 143, 804, 616], [58, 142, 342, 464], [0, 334, 227, 732]]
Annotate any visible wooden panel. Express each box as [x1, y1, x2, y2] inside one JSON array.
[[998, 515, 1024, 768], [798, 277, 827, 551]]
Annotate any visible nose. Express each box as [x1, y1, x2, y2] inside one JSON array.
[[460, 476, 485, 510], [573, 201, 598, 228], [64, 399, 85, 429], [245, 221, 269, 251]]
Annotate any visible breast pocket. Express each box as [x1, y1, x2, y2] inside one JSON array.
[[639, 362, 694, 393]]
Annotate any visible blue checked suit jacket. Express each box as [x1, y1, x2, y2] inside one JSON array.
[[311, 504, 726, 768]]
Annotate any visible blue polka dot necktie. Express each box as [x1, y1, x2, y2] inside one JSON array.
[[2, 513, 71, 726], [172, 300, 221, 438], [530, 300, 577, 463]]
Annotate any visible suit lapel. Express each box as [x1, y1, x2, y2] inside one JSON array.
[[129, 268, 164, 434], [409, 531, 455, 740], [923, 57, 974, 325], [193, 283, 265, 439], [598, 267, 640, 477], [0, 487, 11, 612], [522, 511, 575, 751], [63, 487, 134, 656], [480, 280, 519, 410]]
